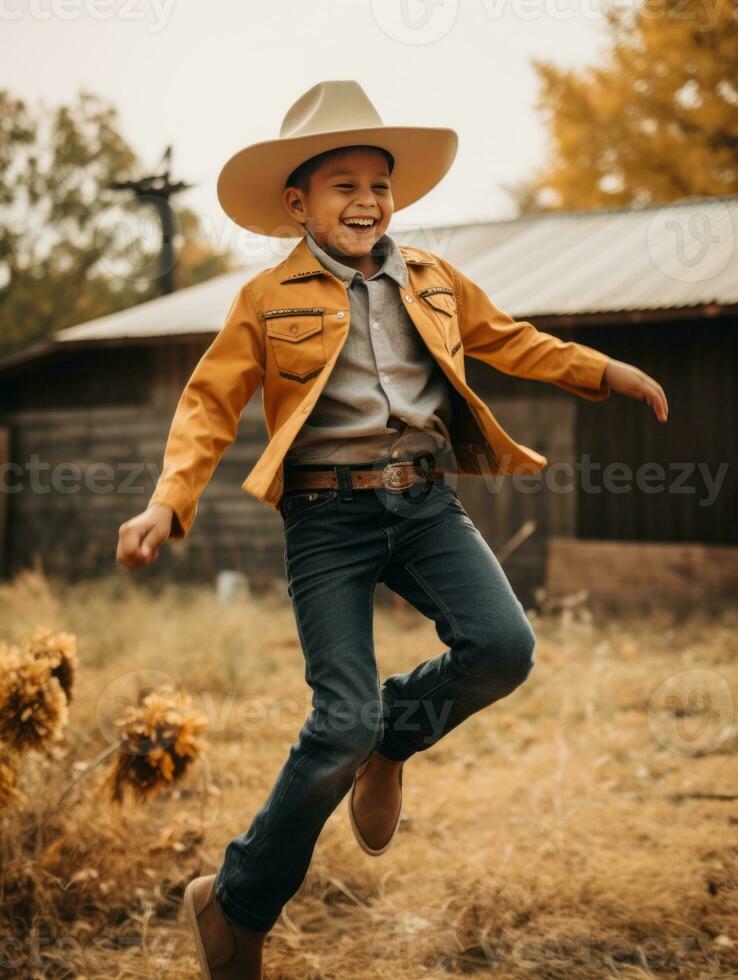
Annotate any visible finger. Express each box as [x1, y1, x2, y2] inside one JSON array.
[[116, 528, 138, 567], [653, 386, 668, 422], [648, 390, 666, 422], [659, 386, 669, 420], [118, 525, 150, 569], [140, 525, 163, 560], [117, 543, 144, 570]]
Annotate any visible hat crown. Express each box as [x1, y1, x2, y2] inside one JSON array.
[[279, 80, 384, 140]]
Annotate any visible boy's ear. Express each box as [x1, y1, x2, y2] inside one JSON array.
[[283, 186, 306, 222]]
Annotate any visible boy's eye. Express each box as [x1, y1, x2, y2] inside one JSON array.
[[335, 184, 390, 191]]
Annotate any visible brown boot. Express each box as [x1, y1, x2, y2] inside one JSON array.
[[183, 873, 267, 979], [348, 751, 404, 856]]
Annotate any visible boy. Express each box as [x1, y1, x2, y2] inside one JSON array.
[[116, 81, 668, 978]]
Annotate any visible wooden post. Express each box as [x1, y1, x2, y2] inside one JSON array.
[[0, 426, 8, 578]]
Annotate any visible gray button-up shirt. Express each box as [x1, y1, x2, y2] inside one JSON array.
[[284, 230, 456, 469]]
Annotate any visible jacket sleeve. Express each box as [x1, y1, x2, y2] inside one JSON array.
[[450, 264, 611, 401], [148, 283, 266, 539]]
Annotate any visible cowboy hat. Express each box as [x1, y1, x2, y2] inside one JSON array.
[[217, 80, 458, 238]]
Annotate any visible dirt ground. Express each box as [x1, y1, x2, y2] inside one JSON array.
[[1, 568, 736, 979]]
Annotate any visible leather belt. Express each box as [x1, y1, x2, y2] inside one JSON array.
[[283, 459, 446, 494]]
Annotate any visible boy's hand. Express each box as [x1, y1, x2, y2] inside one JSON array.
[[603, 359, 669, 422], [116, 504, 173, 570]]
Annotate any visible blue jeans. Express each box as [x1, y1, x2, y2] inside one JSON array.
[[214, 464, 536, 932]]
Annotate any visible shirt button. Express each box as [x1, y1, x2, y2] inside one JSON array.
[[336, 311, 345, 319], [382, 374, 391, 384], [391, 449, 400, 458], [405, 295, 413, 303], [371, 321, 380, 330]]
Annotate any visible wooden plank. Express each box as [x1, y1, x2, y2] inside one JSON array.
[[547, 537, 738, 601], [0, 426, 7, 576]]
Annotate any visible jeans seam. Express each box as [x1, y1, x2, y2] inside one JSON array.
[[234, 748, 314, 873], [404, 561, 461, 644], [369, 562, 386, 725]]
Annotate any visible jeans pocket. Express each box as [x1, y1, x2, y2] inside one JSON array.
[[280, 489, 339, 535]]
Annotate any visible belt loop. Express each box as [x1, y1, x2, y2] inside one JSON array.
[[415, 452, 435, 493], [336, 465, 353, 500]]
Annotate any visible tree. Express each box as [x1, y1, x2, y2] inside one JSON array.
[[528, 0, 738, 211], [0, 88, 236, 358]]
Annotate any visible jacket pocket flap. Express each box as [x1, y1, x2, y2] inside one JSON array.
[[266, 315, 323, 342], [419, 289, 457, 316]]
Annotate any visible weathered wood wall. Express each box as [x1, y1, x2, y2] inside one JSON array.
[[572, 317, 737, 545], [547, 538, 738, 608], [0, 398, 285, 590], [1, 310, 735, 611]]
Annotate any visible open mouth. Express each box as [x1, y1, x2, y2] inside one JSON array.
[[341, 217, 378, 232]]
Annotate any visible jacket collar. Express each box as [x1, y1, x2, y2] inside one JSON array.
[[304, 230, 409, 288], [279, 232, 436, 285]]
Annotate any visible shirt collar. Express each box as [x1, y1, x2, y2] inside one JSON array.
[[304, 230, 408, 288]]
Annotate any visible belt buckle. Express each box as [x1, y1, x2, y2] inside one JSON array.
[[382, 461, 415, 493]]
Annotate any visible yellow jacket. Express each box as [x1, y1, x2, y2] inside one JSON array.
[[149, 234, 610, 538]]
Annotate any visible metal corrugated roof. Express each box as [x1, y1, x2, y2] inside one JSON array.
[[22, 195, 738, 352]]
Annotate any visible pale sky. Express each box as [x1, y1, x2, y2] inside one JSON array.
[[4, 0, 612, 257]]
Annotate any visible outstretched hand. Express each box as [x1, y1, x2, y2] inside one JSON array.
[[116, 503, 174, 570], [603, 359, 669, 422]]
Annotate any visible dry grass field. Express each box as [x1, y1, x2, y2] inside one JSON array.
[[1, 567, 737, 979]]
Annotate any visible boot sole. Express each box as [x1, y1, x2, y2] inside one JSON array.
[[183, 877, 214, 980]]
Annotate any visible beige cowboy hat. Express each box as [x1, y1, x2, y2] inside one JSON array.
[[217, 80, 458, 238]]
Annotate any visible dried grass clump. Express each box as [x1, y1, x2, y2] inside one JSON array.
[[0, 744, 22, 806], [0, 640, 70, 755], [105, 685, 209, 803], [0, 626, 77, 809], [24, 624, 78, 702]]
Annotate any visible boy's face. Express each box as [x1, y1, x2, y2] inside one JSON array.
[[283, 147, 394, 259]]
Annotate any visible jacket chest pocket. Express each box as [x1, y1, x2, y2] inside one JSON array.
[[418, 288, 462, 358], [264, 308, 326, 383]]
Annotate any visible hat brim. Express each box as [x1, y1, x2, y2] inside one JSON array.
[[217, 125, 458, 238]]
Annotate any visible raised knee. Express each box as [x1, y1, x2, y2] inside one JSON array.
[[469, 615, 536, 686], [506, 617, 536, 683]]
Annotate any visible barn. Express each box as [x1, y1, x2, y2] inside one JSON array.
[[1, 196, 736, 607]]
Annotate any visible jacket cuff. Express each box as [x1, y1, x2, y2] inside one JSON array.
[[148, 480, 196, 540], [557, 347, 611, 402]]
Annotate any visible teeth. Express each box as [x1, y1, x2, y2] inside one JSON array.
[[343, 218, 375, 226]]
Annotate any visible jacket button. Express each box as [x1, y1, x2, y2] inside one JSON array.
[[405, 295, 413, 303], [336, 311, 345, 318]]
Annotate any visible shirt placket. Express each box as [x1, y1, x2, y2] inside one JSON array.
[[361, 276, 404, 461]]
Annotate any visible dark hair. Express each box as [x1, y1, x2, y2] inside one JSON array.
[[285, 144, 395, 193]]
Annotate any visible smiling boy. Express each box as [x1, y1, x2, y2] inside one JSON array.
[[116, 81, 668, 979]]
